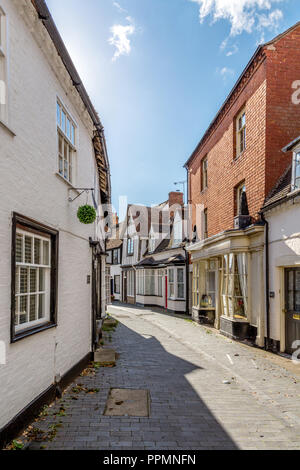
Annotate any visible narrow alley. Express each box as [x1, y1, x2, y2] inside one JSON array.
[[22, 305, 300, 451]]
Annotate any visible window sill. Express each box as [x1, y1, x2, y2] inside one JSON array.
[[11, 322, 57, 343], [55, 172, 79, 193], [0, 119, 16, 137], [287, 188, 300, 198]]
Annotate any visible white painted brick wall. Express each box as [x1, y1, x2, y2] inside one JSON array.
[[0, 0, 103, 429]]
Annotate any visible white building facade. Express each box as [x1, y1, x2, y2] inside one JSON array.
[[262, 137, 300, 354], [0, 0, 110, 446]]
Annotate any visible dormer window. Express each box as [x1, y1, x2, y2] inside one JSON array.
[[292, 150, 300, 191]]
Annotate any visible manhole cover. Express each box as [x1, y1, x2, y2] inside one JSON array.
[[104, 389, 150, 417]]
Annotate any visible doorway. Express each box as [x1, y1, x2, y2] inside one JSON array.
[[285, 268, 300, 354]]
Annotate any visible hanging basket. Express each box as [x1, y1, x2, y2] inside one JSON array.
[[77, 205, 97, 225]]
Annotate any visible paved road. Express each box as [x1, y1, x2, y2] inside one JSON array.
[[24, 304, 300, 450]]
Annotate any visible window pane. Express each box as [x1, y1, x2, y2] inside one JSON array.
[[43, 241, 50, 266], [59, 134, 63, 154], [19, 296, 28, 324], [30, 295, 37, 322], [39, 268, 45, 292], [57, 102, 61, 126], [15, 267, 19, 295], [38, 294, 45, 319], [16, 234, 23, 263], [61, 110, 66, 133], [20, 267, 28, 294], [71, 125, 75, 145], [59, 157, 63, 175], [66, 118, 70, 138], [177, 269, 184, 283], [30, 268, 37, 293], [178, 283, 184, 299], [25, 236, 32, 264], [34, 238, 41, 265]]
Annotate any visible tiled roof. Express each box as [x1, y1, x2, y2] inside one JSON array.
[[263, 165, 292, 210], [106, 239, 122, 251], [136, 254, 185, 267]]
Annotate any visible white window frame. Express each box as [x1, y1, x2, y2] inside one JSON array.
[[292, 147, 300, 191], [168, 267, 185, 300], [236, 108, 246, 157], [57, 100, 76, 185], [15, 228, 51, 332]]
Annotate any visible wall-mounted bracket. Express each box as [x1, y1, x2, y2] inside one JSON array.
[[68, 188, 95, 204]]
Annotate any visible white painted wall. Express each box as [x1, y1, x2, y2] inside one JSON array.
[[266, 198, 300, 348], [0, 0, 104, 430]]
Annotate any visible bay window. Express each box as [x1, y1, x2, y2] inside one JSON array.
[[193, 260, 216, 308], [12, 214, 58, 342], [168, 267, 185, 300], [57, 100, 76, 184]]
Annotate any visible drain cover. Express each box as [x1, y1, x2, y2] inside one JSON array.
[[104, 389, 150, 417]]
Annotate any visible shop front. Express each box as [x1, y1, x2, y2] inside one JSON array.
[[188, 225, 265, 346]]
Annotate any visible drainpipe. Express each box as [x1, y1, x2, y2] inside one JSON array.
[[260, 212, 271, 350], [185, 166, 190, 315]]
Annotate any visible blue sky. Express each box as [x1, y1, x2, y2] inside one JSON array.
[[46, 0, 299, 212]]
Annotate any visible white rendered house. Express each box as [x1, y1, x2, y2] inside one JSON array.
[[0, 0, 110, 446]]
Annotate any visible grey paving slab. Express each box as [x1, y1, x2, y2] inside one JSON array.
[[18, 303, 300, 450]]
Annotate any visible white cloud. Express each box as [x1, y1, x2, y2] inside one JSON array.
[[113, 2, 127, 14], [108, 18, 135, 62], [190, 0, 285, 36], [217, 66, 235, 81], [226, 44, 239, 56]]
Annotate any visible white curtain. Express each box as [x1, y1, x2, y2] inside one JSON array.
[[237, 253, 248, 316]]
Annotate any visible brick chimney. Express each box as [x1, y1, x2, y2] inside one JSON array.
[[168, 192, 184, 207]]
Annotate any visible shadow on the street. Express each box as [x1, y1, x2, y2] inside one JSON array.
[[108, 316, 238, 449]]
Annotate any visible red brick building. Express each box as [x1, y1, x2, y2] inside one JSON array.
[[185, 23, 300, 346]]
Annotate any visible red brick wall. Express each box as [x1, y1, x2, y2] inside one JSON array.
[[188, 23, 300, 238], [189, 62, 267, 237], [265, 26, 300, 196]]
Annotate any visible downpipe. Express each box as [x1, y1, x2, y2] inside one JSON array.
[[260, 212, 271, 350]]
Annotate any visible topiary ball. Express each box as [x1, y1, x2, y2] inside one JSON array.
[[77, 205, 97, 224]]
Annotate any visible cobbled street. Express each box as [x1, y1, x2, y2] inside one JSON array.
[[25, 304, 300, 450]]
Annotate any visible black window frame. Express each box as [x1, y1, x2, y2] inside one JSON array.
[[11, 213, 59, 343]]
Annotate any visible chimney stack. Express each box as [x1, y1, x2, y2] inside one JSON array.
[[168, 191, 184, 207]]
